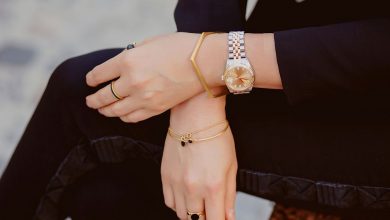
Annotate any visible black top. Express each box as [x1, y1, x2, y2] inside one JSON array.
[[174, 0, 389, 105], [174, 0, 390, 206]]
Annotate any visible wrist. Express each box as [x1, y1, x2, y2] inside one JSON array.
[[170, 92, 226, 131], [195, 33, 227, 88], [194, 32, 282, 91]]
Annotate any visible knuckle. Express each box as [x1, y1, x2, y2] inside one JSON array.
[[85, 96, 93, 107], [86, 96, 99, 109], [111, 103, 123, 115], [128, 115, 140, 123], [120, 115, 131, 123], [206, 179, 224, 193], [142, 90, 156, 100], [122, 114, 141, 123], [88, 67, 101, 82], [183, 176, 200, 192]]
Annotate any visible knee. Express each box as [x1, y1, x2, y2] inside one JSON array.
[[47, 49, 122, 99]]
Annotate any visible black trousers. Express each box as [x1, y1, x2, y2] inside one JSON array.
[[1, 48, 389, 220]]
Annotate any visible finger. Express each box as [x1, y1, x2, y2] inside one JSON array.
[[86, 55, 122, 87], [120, 109, 152, 123], [98, 95, 143, 117], [184, 181, 205, 220], [173, 189, 188, 220], [86, 78, 130, 109], [185, 198, 205, 220], [205, 182, 226, 220], [225, 167, 237, 220], [162, 183, 175, 211]]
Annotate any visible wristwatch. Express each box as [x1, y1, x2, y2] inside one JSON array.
[[222, 31, 255, 94]]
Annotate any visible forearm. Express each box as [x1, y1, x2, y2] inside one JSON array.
[[172, 32, 281, 125], [197, 32, 283, 90]]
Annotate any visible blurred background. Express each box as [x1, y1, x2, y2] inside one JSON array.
[[0, 0, 274, 219]]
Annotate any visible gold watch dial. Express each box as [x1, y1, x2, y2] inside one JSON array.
[[224, 66, 254, 91]]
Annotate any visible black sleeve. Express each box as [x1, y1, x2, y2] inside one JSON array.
[[174, 0, 247, 33], [274, 18, 390, 105]]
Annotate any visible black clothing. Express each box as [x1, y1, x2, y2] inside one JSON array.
[[0, 49, 178, 220], [1, 0, 390, 219], [175, 0, 390, 195]]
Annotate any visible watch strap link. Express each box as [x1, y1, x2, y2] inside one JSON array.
[[228, 31, 246, 59]]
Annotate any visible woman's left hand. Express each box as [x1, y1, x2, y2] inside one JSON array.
[[161, 91, 237, 220], [85, 32, 224, 123]]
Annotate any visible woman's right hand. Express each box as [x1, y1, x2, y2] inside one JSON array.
[[85, 32, 227, 123], [161, 91, 237, 220]]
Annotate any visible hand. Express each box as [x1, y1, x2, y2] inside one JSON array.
[[85, 32, 225, 123], [161, 92, 237, 220]]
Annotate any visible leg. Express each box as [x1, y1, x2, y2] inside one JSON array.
[[227, 89, 390, 217], [0, 49, 174, 219]]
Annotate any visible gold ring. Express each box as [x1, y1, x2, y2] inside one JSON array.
[[187, 211, 205, 220], [110, 80, 124, 100]]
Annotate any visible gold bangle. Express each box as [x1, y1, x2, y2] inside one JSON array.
[[190, 32, 227, 98], [168, 120, 229, 147]]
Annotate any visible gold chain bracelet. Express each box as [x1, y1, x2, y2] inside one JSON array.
[[168, 120, 229, 147]]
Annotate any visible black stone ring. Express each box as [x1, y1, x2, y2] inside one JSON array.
[[187, 211, 205, 220], [125, 42, 136, 50]]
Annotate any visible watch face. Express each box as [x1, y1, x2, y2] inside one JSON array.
[[224, 65, 254, 91]]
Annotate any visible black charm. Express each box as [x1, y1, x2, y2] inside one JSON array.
[[126, 43, 135, 50], [191, 214, 200, 220], [181, 141, 186, 147], [188, 139, 193, 143]]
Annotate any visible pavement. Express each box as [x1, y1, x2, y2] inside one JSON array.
[[0, 0, 274, 219]]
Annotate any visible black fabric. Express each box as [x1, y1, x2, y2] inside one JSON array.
[[175, 0, 390, 105], [174, 0, 247, 32], [238, 169, 390, 210], [34, 136, 390, 219], [0, 49, 176, 220], [274, 18, 390, 105], [34, 136, 174, 220], [175, 0, 390, 196]]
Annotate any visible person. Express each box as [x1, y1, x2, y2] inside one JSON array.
[[0, 0, 389, 219]]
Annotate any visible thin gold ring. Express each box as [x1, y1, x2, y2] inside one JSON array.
[[110, 80, 124, 100]]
